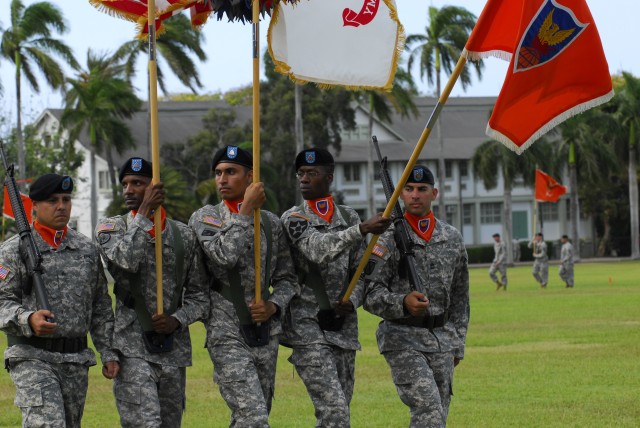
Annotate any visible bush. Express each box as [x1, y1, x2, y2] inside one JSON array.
[[466, 245, 496, 264]]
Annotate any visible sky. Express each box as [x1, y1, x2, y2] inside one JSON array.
[[0, 0, 638, 128]]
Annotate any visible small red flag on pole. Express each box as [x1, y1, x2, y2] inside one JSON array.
[[535, 169, 567, 202]]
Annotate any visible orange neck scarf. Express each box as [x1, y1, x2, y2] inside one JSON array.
[[307, 195, 335, 223], [404, 210, 436, 242], [132, 206, 166, 237], [223, 199, 243, 214], [34, 221, 67, 248]]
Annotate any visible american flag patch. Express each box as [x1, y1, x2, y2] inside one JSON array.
[[202, 216, 223, 227], [0, 264, 10, 280], [372, 244, 387, 258], [97, 223, 116, 232]]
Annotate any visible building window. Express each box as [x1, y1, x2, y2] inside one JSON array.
[[445, 160, 452, 179], [459, 161, 468, 178], [341, 124, 369, 141], [480, 202, 502, 224], [445, 204, 457, 224], [343, 164, 361, 183], [98, 170, 111, 191], [463, 204, 474, 225], [540, 202, 558, 221]]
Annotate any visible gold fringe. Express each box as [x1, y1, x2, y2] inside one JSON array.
[[462, 47, 512, 62]]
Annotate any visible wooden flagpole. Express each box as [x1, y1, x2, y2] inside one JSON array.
[[252, 0, 262, 304]]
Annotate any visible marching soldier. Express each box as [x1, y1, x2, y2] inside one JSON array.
[[489, 233, 508, 290], [189, 146, 298, 427], [280, 148, 390, 427], [0, 174, 118, 427], [559, 234, 575, 288], [528, 233, 549, 288], [95, 158, 209, 427], [363, 166, 469, 427]]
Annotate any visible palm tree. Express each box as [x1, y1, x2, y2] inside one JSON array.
[[472, 140, 549, 264], [406, 5, 483, 217], [1, 0, 79, 185], [358, 67, 419, 217], [62, 49, 141, 231]]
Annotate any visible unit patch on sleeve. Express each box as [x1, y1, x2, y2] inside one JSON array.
[[202, 215, 223, 227], [0, 264, 10, 280]]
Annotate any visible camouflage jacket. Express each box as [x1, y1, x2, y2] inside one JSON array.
[[280, 202, 365, 350], [529, 240, 549, 262], [96, 212, 209, 367], [364, 219, 470, 359], [0, 228, 117, 366], [561, 242, 574, 266], [189, 203, 298, 345], [493, 240, 507, 264]]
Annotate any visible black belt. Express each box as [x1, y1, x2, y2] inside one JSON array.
[[7, 335, 88, 354], [390, 312, 449, 330]]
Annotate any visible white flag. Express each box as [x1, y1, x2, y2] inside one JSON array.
[[268, 0, 404, 91]]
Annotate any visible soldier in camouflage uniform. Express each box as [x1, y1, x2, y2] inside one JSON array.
[[559, 234, 574, 288], [95, 158, 209, 428], [189, 146, 298, 428], [281, 148, 390, 427], [0, 174, 118, 428], [363, 166, 469, 428], [528, 233, 549, 288], [489, 233, 508, 290]]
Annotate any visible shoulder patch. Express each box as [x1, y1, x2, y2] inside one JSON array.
[[290, 212, 310, 221], [97, 223, 117, 232], [288, 217, 309, 240], [372, 243, 388, 258], [202, 215, 223, 227], [0, 264, 10, 280]]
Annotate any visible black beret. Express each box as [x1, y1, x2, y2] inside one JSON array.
[[212, 145, 253, 170], [295, 148, 334, 170], [406, 165, 435, 185], [119, 157, 153, 183], [29, 173, 74, 201]]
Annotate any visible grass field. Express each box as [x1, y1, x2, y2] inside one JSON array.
[[1, 261, 639, 427]]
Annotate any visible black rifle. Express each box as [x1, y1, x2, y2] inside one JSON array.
[[0, 141, 51, 314], [373, 136, 427, 297]]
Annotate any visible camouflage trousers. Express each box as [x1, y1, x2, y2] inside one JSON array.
[[7, 357, 89, 428], [489, 263, 508, 287], [383, 349, 455, 428], [559, 263, 574, 286], [532, 260, 549, 286], [114, 356, 186, 428], [289, 344, 356, 428], [209, 335, 279, 428]]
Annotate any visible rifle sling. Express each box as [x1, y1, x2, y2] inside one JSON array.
[[221, 211, 272, 325], [113, 218, 185, 331]]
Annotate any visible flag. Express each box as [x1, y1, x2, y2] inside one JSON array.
[[535, 169, 567, 202], [3, 188, 33, 225], [268, 0, 405, 91], [463, 0, 614, 153]]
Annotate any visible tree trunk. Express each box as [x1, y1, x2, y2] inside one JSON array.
[[569, 143, 580, 260], [504, 180, 514, 265], [106, 147, 119, 202], [629, 124, 639, 259], [367, 96, 375, 218], [294, 84, 304, 205], [15, 52, 26, 188], [90, 148, 98, 232]]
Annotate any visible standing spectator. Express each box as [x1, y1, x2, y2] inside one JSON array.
[[489, 233, 508, 290]]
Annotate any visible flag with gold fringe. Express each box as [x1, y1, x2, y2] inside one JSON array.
[[463, 0, 614, 153], [268, 0, 405, 91]]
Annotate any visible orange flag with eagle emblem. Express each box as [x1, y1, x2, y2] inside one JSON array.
[[535, 169, 567, 202], [463, 0, 614, 153]]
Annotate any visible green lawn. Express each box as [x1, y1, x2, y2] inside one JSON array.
[[1, 261, 639, 427]]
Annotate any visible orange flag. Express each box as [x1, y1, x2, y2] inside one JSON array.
[[535, 169, 566, 202], [3, 187, 33, 225], [463, 0, 614, 153]]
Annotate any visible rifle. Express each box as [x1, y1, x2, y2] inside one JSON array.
[[0, 141, 51, 314], [373, 136, 427, 297]]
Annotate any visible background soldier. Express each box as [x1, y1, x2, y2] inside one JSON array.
[[0, 174, 118, 427], [489, 233, 508, 290], [559, 234, 575, 288], [363, 166, 469, 427], [95, 158, 209, 427], [528, 233, 549, 288], [281, 148, 390, 427], [189, 146, 298, 427]]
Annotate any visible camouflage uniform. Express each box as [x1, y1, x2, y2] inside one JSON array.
[[364, 220, 469, 427], [489, 240, 508, 288], [559, 241, 574, 287], [528, 240, 549, 286], [0, 228, 116, 428], [189, 203, 298, 428], [281, 203, 365, 428], [96, 212, 209, 428]]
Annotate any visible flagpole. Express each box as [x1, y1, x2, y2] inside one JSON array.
[[341, 56, 468, 303], [533, 199, 538, 255], [252, 0, 262, 305], [148, 0, 164, 314]]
